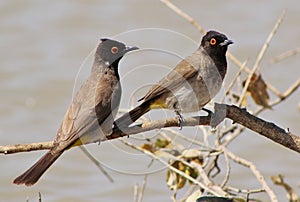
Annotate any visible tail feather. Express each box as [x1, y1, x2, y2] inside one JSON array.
[[113, 101, 151, 130], [13, 150, 63, 186]]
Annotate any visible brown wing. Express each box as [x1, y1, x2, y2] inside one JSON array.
[[140, 59, 198, 102], [54, 71, 120, 148]]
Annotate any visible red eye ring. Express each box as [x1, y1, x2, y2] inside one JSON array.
[[210, 38, 217, 45], [111, 46, 119, 54]]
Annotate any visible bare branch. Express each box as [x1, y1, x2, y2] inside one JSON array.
[[270, 174, 300, 202], [1, 104, 299, 154], [78, 146, 114, 183], [0, 141, 53, 154], [160, 0, 206, 34], [238, 10, 286, 106], [270, 47, 300, 64], [222, 78, 300, 145], [223, 147, 278, 202], [223, 104, 300, 153], [108, 115, 211, 140], [220, 151, 230, 188], [134, 175, 148, 202], [225, 187, 266, 195], [120, 139, 224, 196], [221, 60, 247, 103]]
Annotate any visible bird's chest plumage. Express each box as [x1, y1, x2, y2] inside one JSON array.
[[94, 70, 121, 108], [165, 54, 224, 113], [57, 68, 121, 144]]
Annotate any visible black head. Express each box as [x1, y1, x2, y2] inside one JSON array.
[[95, 38, 138, 66], [201, 30, 233, 57]]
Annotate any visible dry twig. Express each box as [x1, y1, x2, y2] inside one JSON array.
[[78, 146, 114, 183], [120, 139, 223, 196], [134, 175, 148, 202], [238, 10, 286, 106], [223, 147, 278, 202], [270, 47, 300, 64], [1, 104, 299, 154]]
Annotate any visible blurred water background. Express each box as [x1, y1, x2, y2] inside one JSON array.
[[0, 1, 299, 201]]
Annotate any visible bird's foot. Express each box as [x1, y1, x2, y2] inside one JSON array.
[[175, 111, 184, 130]]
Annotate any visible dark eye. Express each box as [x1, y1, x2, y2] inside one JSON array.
[[111, 46, 119, 54], [210, 38, 217, 46]]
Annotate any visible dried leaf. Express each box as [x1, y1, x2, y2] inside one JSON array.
[[232, 93, 247, 107], [166, 161, 187, 190], [166, 159, 200, 191], [140, 138, 172, 153], [155, 138, 170, 148], [140, 143, 157, 153], [243, 73, 271, 108]]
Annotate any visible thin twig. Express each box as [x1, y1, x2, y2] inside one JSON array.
[[133, 183, 138, 202], [38, 192, 42, 202], [162, 128, 215, 150], [222, 126, 246, 147], [190, 161, 228, 196], [0, 141, 53, 154], [138, 175, 148, 202], [160, 0, 206, 34], [266, 83, 284, 98], [79, 146, 114, 183], [220, 150, 231, 188], [134, 175, 148, 202], [157, 130, 186, 151], [270, 175, 300, 202], [221, 60, 247, 103], [270, 47, 300, 64], [222, 78, 300, 145], [238, 10, 286, 106], [225, 186, 266, 195], [109, 115, 211, 140], [2, 104, 300, 154], [120, 139, 223, 196], [223, 147, 278, 202], [181, 184, 198, 202]]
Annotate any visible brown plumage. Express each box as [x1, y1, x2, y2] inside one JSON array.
[[113, 31, 233, 130], [13, 39, 138, 186]]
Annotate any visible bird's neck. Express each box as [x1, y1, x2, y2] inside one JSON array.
[[202, 47, 227, 80], [92, 59, 120, 80], [214, 54, 227, 80]]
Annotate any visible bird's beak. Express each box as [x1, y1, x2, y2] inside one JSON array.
[[124, 46, 139, 53], [220, 39, 234, 46]]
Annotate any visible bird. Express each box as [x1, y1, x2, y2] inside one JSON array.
[[113, 30, 233, 131], [13, 38, 138, 186]]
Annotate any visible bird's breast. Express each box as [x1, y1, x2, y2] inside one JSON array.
[[164, 70, 223, 113]]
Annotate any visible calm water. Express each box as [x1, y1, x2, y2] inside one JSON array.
[[1, 1, 299, 201]]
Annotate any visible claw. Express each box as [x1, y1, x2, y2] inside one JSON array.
[[202, 108, 212, 115], [175, 111, 184, 130]]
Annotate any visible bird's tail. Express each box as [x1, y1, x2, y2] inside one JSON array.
[[113, 101, 151, 131], [13, 149, 63, 186]]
